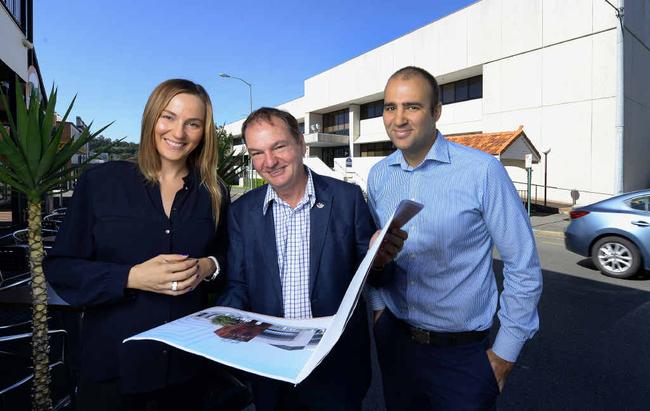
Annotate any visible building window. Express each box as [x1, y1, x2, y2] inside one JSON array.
[[468, 76, 482, 99], [323, 109, 349, 135], [1, 0, 24, 31], [360, 100, 384, 120], [440, 75, 482, 105], [360, 142, 395, 157]]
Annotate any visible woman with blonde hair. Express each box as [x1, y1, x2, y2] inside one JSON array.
[[46, 79, 229, 410]]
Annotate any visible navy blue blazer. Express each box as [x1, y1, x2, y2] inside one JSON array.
[[219, 171, 374, 403]]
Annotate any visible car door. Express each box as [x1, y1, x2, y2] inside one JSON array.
[[623, 195, 650, 267]]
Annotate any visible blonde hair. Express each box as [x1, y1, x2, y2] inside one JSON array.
[[138, 79, 223, 225]]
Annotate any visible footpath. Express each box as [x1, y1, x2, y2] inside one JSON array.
[[530, 212, 570, 238]]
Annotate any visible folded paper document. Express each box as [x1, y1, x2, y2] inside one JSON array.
[[124, 199, 423, 384]]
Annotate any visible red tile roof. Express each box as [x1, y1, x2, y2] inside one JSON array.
[[446, 125, 538, 157]]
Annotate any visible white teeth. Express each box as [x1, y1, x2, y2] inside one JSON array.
[[164, 138, 185, 148]]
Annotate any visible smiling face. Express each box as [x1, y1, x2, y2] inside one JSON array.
[[245, 116, 307, 200], [383, 75, 441, 167], [154, 93, 205, 168]]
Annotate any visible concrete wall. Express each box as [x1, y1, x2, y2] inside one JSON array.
[[0, 8, 28, 80], [356, 117, 387, 143]]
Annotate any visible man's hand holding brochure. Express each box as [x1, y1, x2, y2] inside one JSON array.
[[124, 199, 423, 384]]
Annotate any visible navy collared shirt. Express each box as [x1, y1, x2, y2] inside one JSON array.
[[45, 161, 228, 392]]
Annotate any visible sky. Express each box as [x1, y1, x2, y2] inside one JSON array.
[[34, 0, 476, 142]]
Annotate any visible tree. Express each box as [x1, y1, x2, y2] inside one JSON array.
[[0, 82, 110, 410], [216, 125, 244, 186]]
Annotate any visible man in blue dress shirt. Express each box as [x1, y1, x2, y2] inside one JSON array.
[[367, 66, 543, 410]]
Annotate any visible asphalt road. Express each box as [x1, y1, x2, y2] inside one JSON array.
[[363, 232, 650, 411]]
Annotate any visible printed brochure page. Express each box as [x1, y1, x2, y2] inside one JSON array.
[[124, 199, 423, 384]]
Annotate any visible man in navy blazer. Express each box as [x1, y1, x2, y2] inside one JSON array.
[[219, 107, 379, 411]]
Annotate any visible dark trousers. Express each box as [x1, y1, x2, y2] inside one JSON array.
[[375, 310, 499, 411]]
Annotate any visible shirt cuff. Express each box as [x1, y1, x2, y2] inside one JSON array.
[[492, 327, 527, 363], [365, 286, 386, 311]]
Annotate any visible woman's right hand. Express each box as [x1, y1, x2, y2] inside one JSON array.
[[126, 254, 201, 296]]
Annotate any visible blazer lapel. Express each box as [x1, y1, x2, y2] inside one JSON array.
[[252, 196, 283, 305], [310, 174, 332, 298]]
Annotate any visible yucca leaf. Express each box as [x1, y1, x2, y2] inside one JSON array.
[[0, 167, 30, 194], [25, 90, 42, 175], [57, 94, 76, 128], [47, 121, 112, 175], [39, 86, 57, 155], [34, 124, 64, 182], [0, 126, 34, 185], [41, 163, 92, 193], [14, 79, 31, 174]]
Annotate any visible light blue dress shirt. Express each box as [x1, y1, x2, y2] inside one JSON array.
[[367, 132, 542, 362], [263, 168, 316, 319]]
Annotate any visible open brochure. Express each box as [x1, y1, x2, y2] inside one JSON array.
[[124, 199, 423, 384]]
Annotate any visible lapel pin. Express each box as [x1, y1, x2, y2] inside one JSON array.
[[316, 202, 325, 209]]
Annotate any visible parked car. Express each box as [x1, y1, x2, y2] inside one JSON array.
[[565, 189, 650, 279]]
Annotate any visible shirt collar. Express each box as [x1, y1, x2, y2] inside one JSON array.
[[388, 130, 450, 170], [262, 167, 316, 214]]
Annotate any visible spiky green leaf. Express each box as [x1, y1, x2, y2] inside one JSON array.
[[25, 90, 42, 174], [39, 86, 57, 155]]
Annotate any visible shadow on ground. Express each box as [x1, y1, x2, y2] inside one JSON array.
[[363, 260, 650, 411]]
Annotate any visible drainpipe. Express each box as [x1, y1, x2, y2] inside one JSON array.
[[613, 0, 625, 194]]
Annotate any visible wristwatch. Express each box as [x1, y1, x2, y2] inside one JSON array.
[[203, 256, 220, 282]]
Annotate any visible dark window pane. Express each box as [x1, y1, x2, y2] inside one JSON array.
[[442, 83, 455, 104], [455, 80, 468, 102], [361, 100, 384, 120], [469, 76, 482, 99]]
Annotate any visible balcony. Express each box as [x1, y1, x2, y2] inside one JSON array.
[[303, 132, 348, 147]]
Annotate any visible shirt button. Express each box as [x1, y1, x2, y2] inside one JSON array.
[[162, 349, 168, 355], [165, 229, 171, 234]]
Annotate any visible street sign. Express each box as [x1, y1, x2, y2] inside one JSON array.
[[525, 153, 533, 169]]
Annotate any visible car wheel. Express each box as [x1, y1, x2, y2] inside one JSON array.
[[591, 236, 641, 279]]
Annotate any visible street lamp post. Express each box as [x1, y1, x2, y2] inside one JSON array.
[[219, 72, 253, 191]]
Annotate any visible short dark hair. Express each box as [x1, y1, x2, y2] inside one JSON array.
[[241, 107, 302, 143], [388, 66, 441, 113]]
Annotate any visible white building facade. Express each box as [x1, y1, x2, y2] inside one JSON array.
[[225, 0, 650, 206]]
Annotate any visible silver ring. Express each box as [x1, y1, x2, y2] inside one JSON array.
[[171, 281, 178, 292]]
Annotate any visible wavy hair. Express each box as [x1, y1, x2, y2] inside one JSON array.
[[138, 79, 223, 225]]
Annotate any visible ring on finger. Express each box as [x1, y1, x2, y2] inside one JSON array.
[[171, 281, 178, 292]]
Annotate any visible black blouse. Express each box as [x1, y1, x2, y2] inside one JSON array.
[[44, 161, 228, 393]]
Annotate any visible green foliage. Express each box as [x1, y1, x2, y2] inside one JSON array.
[[252, 178, 266, 189], [0, 80, 112, 202], [216, 125, 244, 185], [90, 135, 138, 160]]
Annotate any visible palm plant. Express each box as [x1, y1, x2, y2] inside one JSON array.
[[216, 125, 244, 186], [0, 81, 110, 410]]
